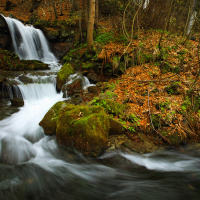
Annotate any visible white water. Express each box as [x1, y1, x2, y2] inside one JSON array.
[[0, 80, 64, 164], [4, 16, 57, 63]]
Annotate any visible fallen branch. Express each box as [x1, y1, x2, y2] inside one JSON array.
[[148, 88, 173, 146], [128, 78, 193, 83]]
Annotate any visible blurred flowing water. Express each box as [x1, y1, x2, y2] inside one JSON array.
[[1, 16, 200, 200]]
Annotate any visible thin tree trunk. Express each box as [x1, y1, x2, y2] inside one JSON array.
[[87, 0, 95, 52], [158, 0, 174, 50], [183, 0, 193, 37], [51, 0, 58, 19], [59, 0, 63, 16]]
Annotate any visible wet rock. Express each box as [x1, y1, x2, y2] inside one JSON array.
[[62, 78, 83, 96], [0, 99, 19, 120], [39, 101, 67, 136], [87, 71, 100, 83], [88, 86, 100, 94], [18, 75, 34, 84], [109, 118, 125, 135], [0, 81, 22, 99], [10, 98, 24, 107], [64, 95, 83, 105], [56, 63, 74, 91]]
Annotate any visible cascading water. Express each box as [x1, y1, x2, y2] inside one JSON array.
[[4, 16, 57, 63], [1, 16, 200, 200]]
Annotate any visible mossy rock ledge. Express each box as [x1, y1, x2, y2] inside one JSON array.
[[39, 102, 110, 157], [56, 63, 75, 91]]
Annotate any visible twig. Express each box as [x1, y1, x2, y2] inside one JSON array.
[[148, 88, 173, 145], [128, 78, 193, 83]]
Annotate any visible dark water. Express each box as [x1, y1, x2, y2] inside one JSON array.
[[1, 146, 200, 200]]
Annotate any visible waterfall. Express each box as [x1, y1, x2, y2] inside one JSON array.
[[3, 16, 57, 63]]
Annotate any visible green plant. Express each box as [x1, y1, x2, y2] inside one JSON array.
[[95, 30, 114, 44], [128, 114, 140, 125], [128, 126, 135, 133]]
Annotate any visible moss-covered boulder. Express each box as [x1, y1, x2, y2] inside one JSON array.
[[56, 63, 74, 91], [62, 77, 83, 96], [39, 101, 69, 136], [161, 127, 187, 146], [0, 49, 50, 71], [109, 117, 125, 135], [56, 105, 110, 157], [91, 99, 126, 116]]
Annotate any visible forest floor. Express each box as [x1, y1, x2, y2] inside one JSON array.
[[0, 0, 200, 152]]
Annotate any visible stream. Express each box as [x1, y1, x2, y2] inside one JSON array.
[[0, 16, 200, 200]]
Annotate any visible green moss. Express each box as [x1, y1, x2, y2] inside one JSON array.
[[91, 99, 126, 117], [56, 63, 75, 91], [82, 62, 95, 69], [56, 105, 109, 157], [0, 49, 49, 71], [161, 129, 187, 145], [39, 101, 67, 135]]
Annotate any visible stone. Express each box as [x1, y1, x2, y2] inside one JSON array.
[[109, 117, 125, 135], [10, 98, 24, 107], [39, 101, 69, 136], [56, 105, 110, 157], [18, 75, 34, 84], [87, 71, 100, 83], [56, 63, 75, 91], [62, 78, 83, 96], [87, 85, 99, 94]]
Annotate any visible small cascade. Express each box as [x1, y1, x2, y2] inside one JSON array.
[[3, 16, 57, 63], [0, 83, 22, 99]]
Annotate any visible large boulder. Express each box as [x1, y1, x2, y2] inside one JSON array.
[[56, 63, 75, 91], [0, 49, 49, 71], [39, 101, 72, 136], [56, 105, 110, 157], [40, 103, 110, 157]]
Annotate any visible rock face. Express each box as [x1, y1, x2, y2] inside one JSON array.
[[109, 117, 125, 135], [62, 77, 83, 96], [39, 102, 110, 157], [56, 63, 75, 91], [39, 101, 67, 136], [0, 15, 11, 50], [10, 98, 24, 107]]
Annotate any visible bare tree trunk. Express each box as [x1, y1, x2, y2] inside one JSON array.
[[158, 0, 174, 50], [183, 0, 193, 37], [87, 0, 95, 52]]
